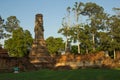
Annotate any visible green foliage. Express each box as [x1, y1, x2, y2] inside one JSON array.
[[72, 2, 84, 22], [46, 36, 64, 55], [82, 2, 108, 52], [4, 27, 33, 57], [5, 16, 20, 32], [59, 1, 120, 55], [4, 16, 20, 38], [58, 15, 71, 39], [58, 2, 110, 54], [71, 45, 78, 54], [0, 16, 20, 46], [109, 16, 120, 50]]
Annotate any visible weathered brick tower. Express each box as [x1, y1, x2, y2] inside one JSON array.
[[29, 14, 53, 68]]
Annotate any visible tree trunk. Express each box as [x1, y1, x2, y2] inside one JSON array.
[[78, 42, 80, 54], [86, 47, 88, 54], [114, 49, 116, 59], [92, 33, 95, 51], [65, 36, 68, 52]]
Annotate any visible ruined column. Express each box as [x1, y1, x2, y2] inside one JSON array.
[[29, 14, 53, 68], [34, 14, 44, 40]]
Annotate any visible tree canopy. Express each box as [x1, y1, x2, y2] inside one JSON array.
[[46, 36, 64, 55], [58, 1, 120, 58], [4, 27, 33, 57]]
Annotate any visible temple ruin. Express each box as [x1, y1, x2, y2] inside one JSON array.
[[29, 14, 53, 68]]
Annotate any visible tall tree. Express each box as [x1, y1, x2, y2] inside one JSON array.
[[82, 2, 107, 51], [4, 16, 20, 37], [72, 2, 84, 54], [107, 15, 120, 59], [58, 7, 71, 52]]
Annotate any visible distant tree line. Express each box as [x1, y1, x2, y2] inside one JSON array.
[[58, 2, 120, 59]]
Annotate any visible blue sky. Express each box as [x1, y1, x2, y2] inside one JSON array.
[[0, 0, 120, 39]]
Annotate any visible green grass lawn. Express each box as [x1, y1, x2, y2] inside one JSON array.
[[0, 69, 120, 80]]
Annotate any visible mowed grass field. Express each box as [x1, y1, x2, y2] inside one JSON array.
[[0, 69, 120, 80]]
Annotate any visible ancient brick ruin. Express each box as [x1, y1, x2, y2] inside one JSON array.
[[29, 14, 53, 69], [55, 51, 120, 69], [0, 47, 36, 72]]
